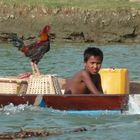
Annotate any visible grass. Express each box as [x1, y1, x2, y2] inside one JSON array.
[[1, 0, 140, 10]]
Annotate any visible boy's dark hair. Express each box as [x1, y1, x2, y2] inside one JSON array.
[[84, 47, 103, 62]]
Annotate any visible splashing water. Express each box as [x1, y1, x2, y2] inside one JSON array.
[[127, 95, 140, 114], [0, 103, 40, 115], [1, 103, 27, 115]]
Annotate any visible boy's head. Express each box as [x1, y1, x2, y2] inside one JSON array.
[[84, 47, 103, 62], [83, 47, 103, 74]]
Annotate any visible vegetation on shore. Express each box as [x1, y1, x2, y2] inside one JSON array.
[[1, 0, 140, 10], [0, 0, 140, 44]]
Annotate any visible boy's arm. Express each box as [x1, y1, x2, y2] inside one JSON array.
[[97, 74, 104, 94], [82, 71, 101, 94]]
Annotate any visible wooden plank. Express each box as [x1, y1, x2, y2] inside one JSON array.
[[0, 94, 128, 111], [129, 81, 140, 94], [43, 94, 128, 111]]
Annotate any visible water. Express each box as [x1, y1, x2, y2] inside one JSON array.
[[128, 95, 140, 114], [0, 43, 140, 139], [1, 43, 140, 80]]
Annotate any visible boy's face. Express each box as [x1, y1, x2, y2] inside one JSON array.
[[84, 55, 102, 74]]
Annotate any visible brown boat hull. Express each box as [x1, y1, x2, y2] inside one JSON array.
[[0, 94, 128, 111]]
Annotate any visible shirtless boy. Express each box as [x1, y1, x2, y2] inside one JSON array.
[[64, 47, 103, 95]]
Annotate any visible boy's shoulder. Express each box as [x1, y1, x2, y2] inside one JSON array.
[[77, 69, 87, 76], [74, 70, 100, 79], [73, 70, 86, 79]]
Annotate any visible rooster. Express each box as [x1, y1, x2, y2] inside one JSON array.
[[11, 25, 50, 75]]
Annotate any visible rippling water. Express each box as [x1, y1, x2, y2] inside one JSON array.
[[0, 43, 140, 139], [0, 43, 140, 80]]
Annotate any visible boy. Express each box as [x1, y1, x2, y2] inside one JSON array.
[[64, 47, 103, 95]]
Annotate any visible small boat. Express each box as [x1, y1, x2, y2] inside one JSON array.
[[0, 68, 139, 112], [0, 94, 128, 111]]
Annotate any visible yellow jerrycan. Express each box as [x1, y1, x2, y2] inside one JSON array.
[[99, 68, 129, 94]]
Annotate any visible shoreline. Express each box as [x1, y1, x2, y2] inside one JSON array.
[[0, 4, 140, 44]]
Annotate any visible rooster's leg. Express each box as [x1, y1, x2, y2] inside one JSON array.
[[31, 62, 40, 75], [34, 63, 40, 75], [31, 62, 36, 75]]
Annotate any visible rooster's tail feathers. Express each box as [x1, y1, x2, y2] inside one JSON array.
[[11, 34, 24, 50]]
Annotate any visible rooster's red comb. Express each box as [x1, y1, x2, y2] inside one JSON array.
[[42, 25, 51, 33]]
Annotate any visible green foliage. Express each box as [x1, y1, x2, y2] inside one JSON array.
[[1, 0, 140, 9]]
